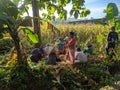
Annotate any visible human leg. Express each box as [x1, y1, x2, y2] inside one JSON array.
[[68, 49, 75, 64]]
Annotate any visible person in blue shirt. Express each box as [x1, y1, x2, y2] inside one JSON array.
[[105, 26, 118, 55]]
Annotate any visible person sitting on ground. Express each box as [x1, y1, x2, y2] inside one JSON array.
[[44, 44, 52, 57], [83, 42, 93, 55], [75, 48, 87, 63], [105, 26, 118, 55], [30, 45, 44, 63], [55, 37, 66, 55], [56, 36, 70, 63], [46, 48, 61, 65]]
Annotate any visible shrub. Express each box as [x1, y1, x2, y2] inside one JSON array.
[[0, 38, 14, 54]]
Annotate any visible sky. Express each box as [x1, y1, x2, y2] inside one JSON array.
[[24, 0, 120, 20], [84, 0, 120, 19]]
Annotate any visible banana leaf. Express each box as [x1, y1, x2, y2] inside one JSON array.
[[23, 28, 39, 43]]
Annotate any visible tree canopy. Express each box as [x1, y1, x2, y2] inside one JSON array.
[[18, 0, 90, 21]]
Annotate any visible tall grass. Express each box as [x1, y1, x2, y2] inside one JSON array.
[[41, 23, 120, 60], [41, 23, 110, 55], [4, 23, 119, 60]]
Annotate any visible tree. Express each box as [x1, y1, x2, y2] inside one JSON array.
[[105, 3, 119, 26], [32, 0, 41, 45], [0, 0, 90, 65], [0, 0, 28, 65], [106, 3, 119, 21], [23, 0, 90, 44]]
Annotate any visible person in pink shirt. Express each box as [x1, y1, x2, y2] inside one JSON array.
[[67, 32, 76, 64]]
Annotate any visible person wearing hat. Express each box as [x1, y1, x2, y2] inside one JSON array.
[[67, 32, 76, 64], [105, 26, 118, 55]]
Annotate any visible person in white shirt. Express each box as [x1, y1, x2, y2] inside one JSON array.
[[75, 48, 88, 63], [44, 44, 52, 57]]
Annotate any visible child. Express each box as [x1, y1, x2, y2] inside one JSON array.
[[55, 37, 66, 55], [75, 48, 87, 63], [83, 42, 93, 55]]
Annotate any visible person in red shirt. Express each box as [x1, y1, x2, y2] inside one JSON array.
[[67, 32, 76, 64]]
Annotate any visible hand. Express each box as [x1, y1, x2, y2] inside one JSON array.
[[66, 44, 69, 47]]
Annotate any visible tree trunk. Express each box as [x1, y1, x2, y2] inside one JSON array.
[[11, 32, 27, 65], [32, 0, 41, 45]]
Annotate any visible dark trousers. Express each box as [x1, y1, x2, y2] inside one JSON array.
[[105, 42, 115, 55]]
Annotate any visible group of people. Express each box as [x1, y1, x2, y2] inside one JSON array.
[[30, 31, 93, 65], [30, 26, 119, 65]]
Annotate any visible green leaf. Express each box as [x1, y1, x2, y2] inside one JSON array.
[[23, 28, 39, 43], [58, 0, 66, 6], [97, 35, 104, 43], [70, 9, 74, 16], [46, 16, 52, 22], [42, 13, 47, 18], [0, 0, 18, 19], [84, 9, 90, 16], [74, 11, 78, 19], [39, 3, 45, 10], [106, 3, 118, 20], [80, 9, 90, 18], [47, 5, 56, 14], [80, 11, 84, 17], [0, 14, 16, 25], [115, 20, 120, 30]]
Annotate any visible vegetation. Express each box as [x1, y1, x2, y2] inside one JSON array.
[[0, 0, 120, 90], [0, 23, 120, 90], [0, 0, 90, 66]]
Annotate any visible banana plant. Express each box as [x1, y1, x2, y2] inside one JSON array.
[[96, 3, 119, 43], [0, 0, 31, 65], [97, 3, 119, 29]]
